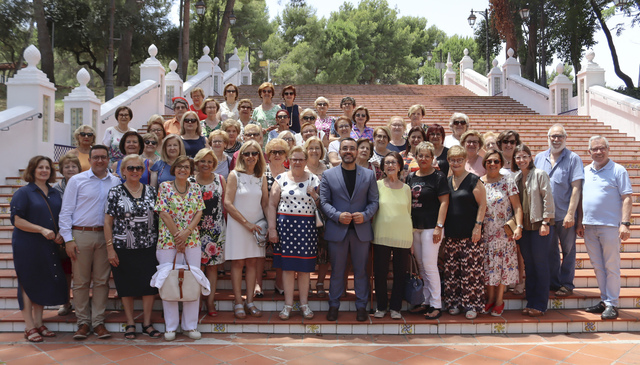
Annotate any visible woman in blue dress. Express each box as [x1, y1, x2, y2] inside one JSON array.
[[150, 134, 186, 189], [11, 156, 68, 342]]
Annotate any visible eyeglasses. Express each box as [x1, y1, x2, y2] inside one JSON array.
[[174, 105, 187, 111], [449, 158, 464, 164], [452, 120, 466, 126], [175, 165, 191, 171], [355, 113, 367, 118], [118, 114, 131, 118], [150, 128, 164, 133], [549, 134, 566, 140], [283, 91, 295, 96], [91, 155, 108, 161], [316, 103, 328, 107], [337, 124, 351, 129], [144, 140, 158, 145], [242, 151, 260, 157], [465, 140, 480, 145], [79, 132, 94, 137], [276, 115, 289, 120], [183, 118, 198, 124], [126, 165, 144, 172], [383, 161, 397, 166], [375, 134, 388, 139], [590, 146, 607, 152], [486, 159, 501, 165], [283, 137, 294, 142], [226, 89, 237, 93], [341, 103, 353, 107], [210, 140, 224, 145], [245, 132, 260, 138], [302, 116, 315, 121], [239, 106, 252, 110], [270, 150, 286, 156], [262, 89, 273, 94], [290, 158, 306, 164], [501, 139, 517, 145]]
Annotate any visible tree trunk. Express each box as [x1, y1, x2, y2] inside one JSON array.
[[524, 15, 538, 82], [33, 0, 54, 84], [116, 0, 136, 86], [215, 0, 236, 69], [181, 0, 190, 80], [589, 0, 635, 89]]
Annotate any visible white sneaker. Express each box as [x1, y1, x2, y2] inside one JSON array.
[[390, 310, 402, 320], [185, 329, 201, 340], [164, 331, 176, 341], [374, 310, 386, 318]]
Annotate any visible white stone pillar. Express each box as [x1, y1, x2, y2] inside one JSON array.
[[241, 52, 252, 86], [139, 44, 166, 115], [213, 57, 224, 95], [576, 50, 605, 116], [196, 46, 215, 97], [63, 68, 101, 143], [487, 59, 503, 96], [165, 60, 183, 108], [549, 64, 573, 115], [2, 45, 56, 177], [459, 49, 474, 86], [444, 53, 456, 85], [502, 48, 521, 97]]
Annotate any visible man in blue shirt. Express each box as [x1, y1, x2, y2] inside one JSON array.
[[534, 124, 583, 296], [577, 136, 632, 320]]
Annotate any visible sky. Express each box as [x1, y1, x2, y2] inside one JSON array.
[[261, 0, 639, 88]]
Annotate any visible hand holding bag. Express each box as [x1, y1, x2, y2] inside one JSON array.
[[159, 253, 201, 302], [254, 218, 268, 247], [504, 217, 517, 237], [404, 254, 425, 307]]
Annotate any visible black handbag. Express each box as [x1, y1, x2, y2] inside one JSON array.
[[404, 254, 425, 307]]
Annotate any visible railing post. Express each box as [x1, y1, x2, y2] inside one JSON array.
[[443, 53, 456, 85], [139, 44, 166, 116], [196, 46, 215, 97], [165, 60, 184, 110], [459, 49, 474, 87], [549, 64, 573, 114], [213, 57, 223, 95], [487, 59, 503, 96], [63, 68, 101, 143], [241, 52, 252, 86], [502, 48, 521, 97], [576, 50, 605, 116]]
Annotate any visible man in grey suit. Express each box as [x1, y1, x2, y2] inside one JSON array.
[[319, 137, 379, 322]]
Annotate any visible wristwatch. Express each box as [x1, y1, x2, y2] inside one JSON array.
[[541, 221, 550, 226], [436, 223, 444, 228], [621, 221, 632, 227], [517, 224, 524, 229]]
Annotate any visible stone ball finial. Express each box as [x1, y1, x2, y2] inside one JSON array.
[[507, 48, 514, 58], [463, 48, 469, 56], [492, 58, 499, 67], [148, 44, 158, 58], [586, 50, 595, 62], [169, 60, 177, 72], [203, 46, 210, 55], [24, 45, 41, 68], [556, 63, 564, 74], [77, 68, 90, 87], [214, 57, 219, 66]]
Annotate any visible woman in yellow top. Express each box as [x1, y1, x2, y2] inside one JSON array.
[[372, 151, 413, 320]]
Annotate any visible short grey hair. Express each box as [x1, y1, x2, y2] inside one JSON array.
[[548, 123, 567, 137], [120, 154, 144, 176], [589, 135, 609, 149]]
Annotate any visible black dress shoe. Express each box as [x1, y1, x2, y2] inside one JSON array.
[[327, 306, 339, 321], [601, 306, 619, 320], [356, 307, 368, 322], [585, 301, 606, 314]]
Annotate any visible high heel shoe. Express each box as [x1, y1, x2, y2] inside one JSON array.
[[279, 305, 293, 320], [300, 304, 314, 319], [491, 302, 505, 316], [274, 285, 284, 295]]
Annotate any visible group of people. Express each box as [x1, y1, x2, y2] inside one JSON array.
[[11, 82, 633, 343]]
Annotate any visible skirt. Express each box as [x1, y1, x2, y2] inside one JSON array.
[[111, 246, 159, 297]]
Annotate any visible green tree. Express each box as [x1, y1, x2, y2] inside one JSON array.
[[474, 17, 502, 74], [0, 0, 33, 75]]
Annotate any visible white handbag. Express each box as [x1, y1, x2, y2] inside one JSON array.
[[158, 253, 201, 302]]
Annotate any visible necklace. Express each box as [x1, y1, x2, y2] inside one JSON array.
[[125, 182, 143, 195], [174, 181, 188, 194], [115, 124, 128, 134]]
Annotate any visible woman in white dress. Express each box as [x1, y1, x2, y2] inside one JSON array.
[[224, 140, 269, 319], [103, 106, 136, 163], [220, 84, 240, 121]]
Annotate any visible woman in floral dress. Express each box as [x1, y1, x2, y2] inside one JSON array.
[[481, 149, 523, 317], [189, 148, 226, 317]]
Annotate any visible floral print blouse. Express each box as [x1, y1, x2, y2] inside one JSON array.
[[154, 181, 205, 250]]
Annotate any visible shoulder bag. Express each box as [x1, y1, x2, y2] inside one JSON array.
[[404, 254, 425, 307], [159, 253, 201, 302]]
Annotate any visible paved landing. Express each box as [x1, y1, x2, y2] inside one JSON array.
[[1, 332, 640, 364]]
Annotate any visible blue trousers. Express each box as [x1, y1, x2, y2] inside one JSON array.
[[549, 222, 577, 290], [518, 228, 552, 312], [328, 229, 370, 309], [583, 225, 621, 307]]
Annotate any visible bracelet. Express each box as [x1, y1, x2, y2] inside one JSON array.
[[106, 241, 113, 247], [475, 221, 482, 225]]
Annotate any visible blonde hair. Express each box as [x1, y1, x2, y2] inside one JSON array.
[[235, 140, 266, 178], [221, 119, 241, 135], [303, 136, 325, 160], [314, 96, 329, 107], [265, 138, 290, 156], [300, 108, 318, 120], [208, 129, 229, 145], [407, 104, 426, 118], [194, 148, 218, 170], [461, 130, 484, 149], [179, 111, 202, 135], [373, 126, 391, 140], [120, 154, 144, 176], [414, 141, 435, 157], [289, 145, 308, 160], [73, 125, 97, 146], [160, 134, 186, 162], [190, 87, 205, 99], [58, 153, 82, 175], [447, 145, 467, 159], [387, 116, 406, 130]]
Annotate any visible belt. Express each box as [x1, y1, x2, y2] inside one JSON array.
[[72, 226, 104, 232]]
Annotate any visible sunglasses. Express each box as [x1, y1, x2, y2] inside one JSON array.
[[118, 114, 131, 118], [270, 150, 286, 156], [283, 91, 295, 96], [262, 89, 273, 94], [245, 132, 260, 138], [183, 118, 198, 124], [486, 159, 501, 165], [302, 116, 315, 121], [316, 103, 328, 107], [126, 165, 144, 172], [239, 106, 252, 110], [226, 89, 237, 93], [242, 151, 260, 157], [501, 139, 517, 145], [144, 140, 158, 145], [452, 120, 467, 126], [355, 113, 367, 118], [79, 132, 94, 137], [276, 115, 289, 120]]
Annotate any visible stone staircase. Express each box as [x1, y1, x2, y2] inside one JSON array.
[[2, 84, 640, 336]]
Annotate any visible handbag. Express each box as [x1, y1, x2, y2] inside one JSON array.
[[254, 217, 268, 247], [404, 254, 425, 307], [504, 217, 517, 237], [158, 253, 201, 302], [315, 210, 325, 228]]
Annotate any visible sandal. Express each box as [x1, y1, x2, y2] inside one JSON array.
[[37, 325, 56, 337], [448, 307, 461, 315], [528, 308, 545, 317], [484, 302, 495, 314], [465, 310, 477, 320], [425, 308, 442, 320], [491, 303, 505, 316], [279, 305, 293, 320], [555, 286, 573, 297], [245, 302, 263, 317], [316, 283, 327, 298], [300, 304, 314, 319], [142, 324, 162, 338], [522, 308, 532, 316], [234, 303, 246, 319], [409, 304, 429, 314], [25, 328, 43, 343], [124, 325, 136, 340]]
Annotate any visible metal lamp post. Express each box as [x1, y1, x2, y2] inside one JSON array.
[[467, 8, 491, 74]]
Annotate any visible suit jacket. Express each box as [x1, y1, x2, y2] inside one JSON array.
[[319, 164, 379, 242]]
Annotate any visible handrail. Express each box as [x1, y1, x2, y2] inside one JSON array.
[[463, 69, 488, 87], [0, 106, 41, 131], [589, 85, 640, 111], [183, 72, 212, 96], [506, 75, 549, 100], [100, 80, 158, 124]]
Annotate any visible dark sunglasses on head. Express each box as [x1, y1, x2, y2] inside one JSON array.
[[183, 118, 198, 124], [126, 165, 144, 172], [144, 140, 158, 145], [79, 132, 94, 137], [452, 120, 467, 126], [242, 151, 260, 157]]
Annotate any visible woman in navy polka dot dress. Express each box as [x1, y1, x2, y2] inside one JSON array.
[[268, 146, 320, 320]]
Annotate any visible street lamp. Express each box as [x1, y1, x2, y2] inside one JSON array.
[[467, 8, 491, 74], [519, 7, 530, 21], [195, 0, 206, 15]]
